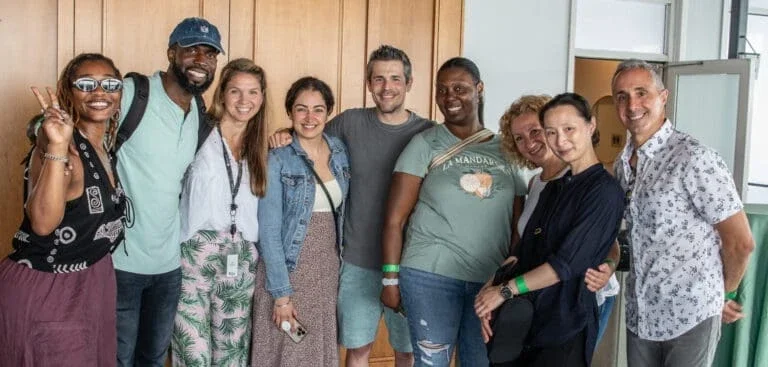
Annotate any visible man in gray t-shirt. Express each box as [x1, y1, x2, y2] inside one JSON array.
[[333, 46, 432, 367], [271, 45, 432, 367], [326, 108, 432, 269]]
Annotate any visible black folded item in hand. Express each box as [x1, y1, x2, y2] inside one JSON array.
[[486, 262, 534, 364]]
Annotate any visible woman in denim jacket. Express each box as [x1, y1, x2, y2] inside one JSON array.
[[251, 77, 350, 366]]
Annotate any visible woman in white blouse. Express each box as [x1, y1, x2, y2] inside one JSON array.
[[172, 58, 269, 367]]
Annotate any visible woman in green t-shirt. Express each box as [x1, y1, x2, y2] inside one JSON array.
[[380, 57, 527, 367]]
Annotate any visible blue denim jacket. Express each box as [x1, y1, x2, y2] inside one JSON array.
[[257, 132, 350, 299]]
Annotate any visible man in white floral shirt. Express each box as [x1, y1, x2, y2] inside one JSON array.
[[611, 59, 755, 367]]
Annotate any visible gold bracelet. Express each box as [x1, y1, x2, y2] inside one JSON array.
[[41, 151, 69, 163], [274, 300, 292, 308]]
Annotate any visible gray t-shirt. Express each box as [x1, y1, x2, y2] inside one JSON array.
[[395, 124, 528, 283], [326, 108, 434, 269]]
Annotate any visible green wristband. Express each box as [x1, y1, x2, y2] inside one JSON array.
[[514, 276, 529, 295], [382, 264, 400, 273], [603, 258, 616, 270], [725, 290, 738, 301]]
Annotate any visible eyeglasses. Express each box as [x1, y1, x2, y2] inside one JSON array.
[[72, 77, 123, 93]]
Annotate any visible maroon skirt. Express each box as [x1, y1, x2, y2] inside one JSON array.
[[0, 255, 117, 367]]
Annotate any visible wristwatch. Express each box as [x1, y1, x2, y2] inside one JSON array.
[[500, 284, 513, 300]]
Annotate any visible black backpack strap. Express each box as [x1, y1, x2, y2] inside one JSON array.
[[195, 94, 213, 152], [115, 72, 150, 152]]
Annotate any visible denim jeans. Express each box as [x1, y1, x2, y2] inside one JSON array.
[[116, 268, 182, 367], [596, 295, 616, 347], [399, 267, 488, 367]]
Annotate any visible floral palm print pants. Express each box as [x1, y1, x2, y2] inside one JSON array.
[[172, 230, 258, 367]]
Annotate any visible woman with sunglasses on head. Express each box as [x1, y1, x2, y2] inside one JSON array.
[[0, 53, 126, 366], [171, 59, 267, 367], [380, 57, 528, 367], [474, 93, 624, 367], [251, 77, 349, 366]]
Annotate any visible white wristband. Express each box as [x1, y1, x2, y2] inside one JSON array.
[[382, 278, 399, 286]]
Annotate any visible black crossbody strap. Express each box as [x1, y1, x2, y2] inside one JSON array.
[[302, 159, 339, 225], [115, 73, 150, 152], [195, 94, 213, 152], [114, 74, 212, 154]]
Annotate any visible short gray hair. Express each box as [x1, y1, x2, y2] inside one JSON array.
[[611, 59, 665, 91]]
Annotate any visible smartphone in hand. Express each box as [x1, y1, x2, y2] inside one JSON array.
[[284, 319, 308, 343], [395, 305, 407, 318]]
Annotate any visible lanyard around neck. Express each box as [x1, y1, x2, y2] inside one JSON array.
[[218, 125, 243, 238]]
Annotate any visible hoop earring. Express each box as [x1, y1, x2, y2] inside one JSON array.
[[112, 109, 121, 123]]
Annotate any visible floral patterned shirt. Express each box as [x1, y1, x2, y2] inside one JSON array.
[[616, 120, 743, 341]]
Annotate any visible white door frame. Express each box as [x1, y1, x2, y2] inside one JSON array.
[[566, 0, 684, 91]]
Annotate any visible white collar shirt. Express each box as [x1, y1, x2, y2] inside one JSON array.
[[616, 120, 743, 341], [179, 129, 260, 244]]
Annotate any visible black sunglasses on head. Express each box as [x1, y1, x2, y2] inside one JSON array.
[[72, 77, 123, 93]]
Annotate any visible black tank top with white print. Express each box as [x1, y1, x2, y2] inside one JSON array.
[[9, 132, 126, 273]]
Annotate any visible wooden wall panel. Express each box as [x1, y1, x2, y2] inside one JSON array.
[[0, 0, 60, 258], [338, 0, 368, 112], [57, 0, 75, 71], [255, 0, 344, 132], [228, 0, 256, 59], [201, 0, 231, 103], [102, 1, 203, 76], [74, 0, 104, 55], [366, 0, 436, 118], [432, 0, 464, 121]]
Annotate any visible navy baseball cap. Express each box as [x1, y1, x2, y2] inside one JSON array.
[[168, 17, 225, 54]]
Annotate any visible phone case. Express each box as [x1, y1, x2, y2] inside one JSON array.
[[284, 320, 308, 343]]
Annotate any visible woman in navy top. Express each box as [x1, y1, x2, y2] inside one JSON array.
[[475, 93, 624, 366]]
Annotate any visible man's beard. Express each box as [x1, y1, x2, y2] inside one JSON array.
[[171, 62, 213, 95]]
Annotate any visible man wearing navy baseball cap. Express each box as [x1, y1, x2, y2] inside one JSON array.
[[112, 17, 222, 366]]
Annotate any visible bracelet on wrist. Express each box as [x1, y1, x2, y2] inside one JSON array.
[[603, 258, 616, 270], [382, 278, 399, 286], [274, 300, 292, 308], [382, 264, 400, 273], [725, 290, 738, 301], [40, 151, 69, 163], [514, 276, 529, 295]]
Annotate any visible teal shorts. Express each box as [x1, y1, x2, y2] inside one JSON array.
[[337, 262, 413, 352]]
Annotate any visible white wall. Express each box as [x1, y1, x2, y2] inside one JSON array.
[[463, 0, 572, 133], [463, 0, 728, 134]]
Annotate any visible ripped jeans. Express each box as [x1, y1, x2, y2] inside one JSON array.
[[399, 267, 488, 367]]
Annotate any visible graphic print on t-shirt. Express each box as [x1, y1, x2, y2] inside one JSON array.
[[439, 153, 512, 200], [459, 171, 493, 198]]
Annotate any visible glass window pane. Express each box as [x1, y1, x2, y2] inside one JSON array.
[[674, 74, 740, 174], [575, 0, 667, 54]]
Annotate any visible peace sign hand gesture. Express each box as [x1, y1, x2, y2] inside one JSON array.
[[31, 86, 74, 149]]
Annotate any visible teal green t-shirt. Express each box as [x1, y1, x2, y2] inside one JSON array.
[[394, 124, 527, 283], [111, 72, 200, 274]]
